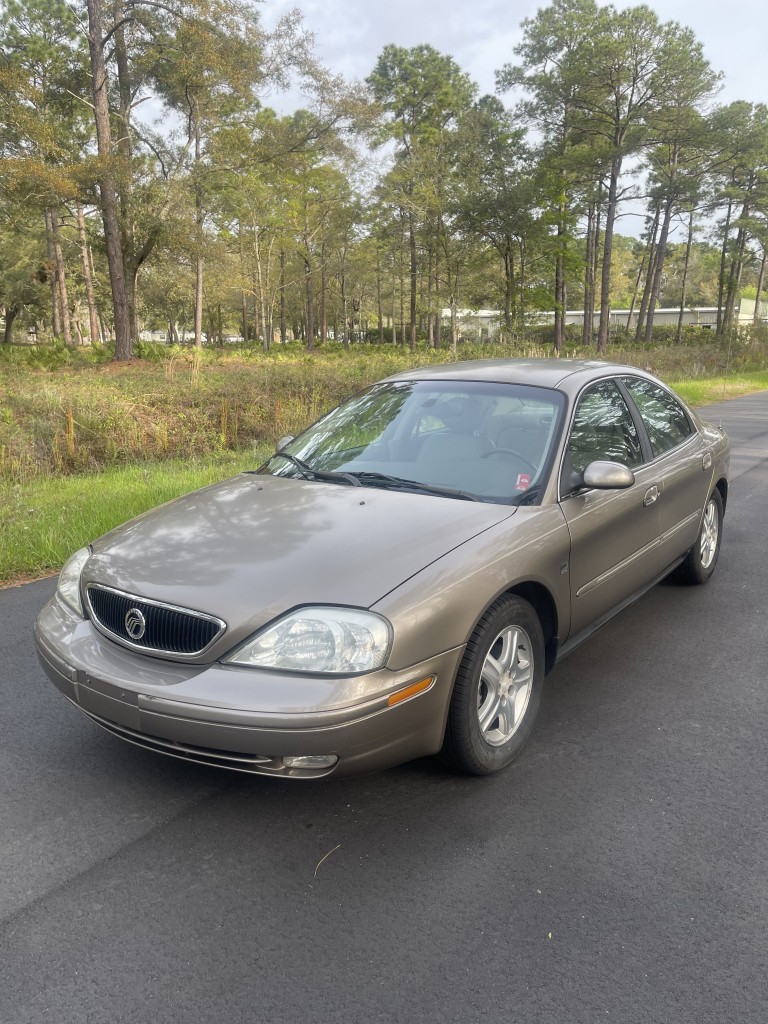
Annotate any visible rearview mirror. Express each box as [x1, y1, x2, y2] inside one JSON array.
[[582, 460, 635, 489], [276, 435, 294, 452]]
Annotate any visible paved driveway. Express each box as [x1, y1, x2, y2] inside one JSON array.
[[1, 393, 766, 1024]]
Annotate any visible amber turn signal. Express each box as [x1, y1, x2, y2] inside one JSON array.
[[387, 676, 435, 707]]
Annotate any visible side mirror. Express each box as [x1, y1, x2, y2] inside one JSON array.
[[276, 435, 294, 452], [582, 460, 635, 489]]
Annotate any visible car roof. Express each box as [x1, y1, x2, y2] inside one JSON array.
[[383, 358, 657, 397]]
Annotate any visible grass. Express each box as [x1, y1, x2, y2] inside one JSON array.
[[1, 335, 766, 586], [3, 333, 767, 486], [668, 370, 768, 406], [0, 449, 268, 586]]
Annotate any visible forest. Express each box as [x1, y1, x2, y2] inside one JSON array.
[[1, 0, 768, 358]]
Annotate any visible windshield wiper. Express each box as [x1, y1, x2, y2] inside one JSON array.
[[345, 471, 480, 502], [266, 452, 362, 486], [514, 484, 541, 506]]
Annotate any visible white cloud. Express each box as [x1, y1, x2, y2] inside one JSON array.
[[262, 0, 768, 107]]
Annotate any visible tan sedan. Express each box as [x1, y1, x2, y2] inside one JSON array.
[[35, 360, 729, 778]]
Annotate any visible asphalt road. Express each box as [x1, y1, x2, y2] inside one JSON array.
[[1, 393, 767, 1024]]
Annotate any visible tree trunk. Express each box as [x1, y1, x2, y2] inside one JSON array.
[[241, 290, 249, 342], [584, 192, 602, 344], [425, 246, 435, 348], [626, 250, 647, 334], [99, 311, 111, 345], [753, 248, 767, 325], [113, 3, 140, 344], [518, 238, 527, 325], [399, 239, 406, 346], [193, 117, 204, 349], [239, 225, 248, 341], [391, 261, 398, 346], [503, 241, 514, 340], [44, 209, 62, 337], [279, 251, 287, 345], [72, 304, 85, 346], [320, 244, 327, 345], [554, 249, 564, 353], [253, 229, 270, 352], [407, 204, 417, 351], [583, 201, 595, 346], [304, 255, 314, 350], [434, 230, 442, 349], [716, 197, 733, 335], [676, 210, 695, 344], [554, 201, 567, 353], [450, 297, 457, 352], [340, 270, 348, 348], [644, 199, 675, 343], [260, 231, 275, 347], [597, 156, 622, 352], [3, 305, 19, 344], [50, 209, 73, 346], [86, 0, 132, 359], [376, 252, 384, 344], [635, 206, 660, 341], [76, 204, 100, 344], [723, 202, 750, 332]]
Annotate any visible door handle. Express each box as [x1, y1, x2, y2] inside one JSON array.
[[643, 485, 659, 506]]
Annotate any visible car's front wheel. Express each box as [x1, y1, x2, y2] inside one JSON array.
[[678, 488, 724, 585], [442, 595, 544, 775]]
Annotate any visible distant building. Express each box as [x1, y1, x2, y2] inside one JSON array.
[[443, 299, 768, 340]]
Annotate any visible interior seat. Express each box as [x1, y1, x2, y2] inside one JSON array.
[[495, 416, 549, 468]]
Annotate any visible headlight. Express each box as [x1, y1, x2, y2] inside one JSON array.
[[226, 607, 392, 674], [56, 547, 90, 617]]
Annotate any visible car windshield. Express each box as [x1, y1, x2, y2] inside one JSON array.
[[259, 380, 566, 504]]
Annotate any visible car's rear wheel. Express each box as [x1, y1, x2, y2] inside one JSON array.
[[442, 595, 544, 775], [678, 489, 724, 585]]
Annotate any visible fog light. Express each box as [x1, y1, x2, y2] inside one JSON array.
[[283, 754, 339, 770]]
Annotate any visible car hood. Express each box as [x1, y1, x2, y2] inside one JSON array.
[[83, 474, 515, 659]]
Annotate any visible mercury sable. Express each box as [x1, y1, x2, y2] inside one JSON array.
[[34, 360, 729, 778]]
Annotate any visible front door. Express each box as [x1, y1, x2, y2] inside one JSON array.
[[559, 379, 662, 638]]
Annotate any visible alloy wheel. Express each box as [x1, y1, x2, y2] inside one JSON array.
[[700, 497, 719, 568], [476, 625, 534, 746]]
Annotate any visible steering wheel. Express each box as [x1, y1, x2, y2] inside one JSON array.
[[480, 448, 537, 474]]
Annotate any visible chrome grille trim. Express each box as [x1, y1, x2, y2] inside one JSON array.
[[85, 584, 226, 658]]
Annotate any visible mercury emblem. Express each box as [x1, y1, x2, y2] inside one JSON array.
[[125, 607, 146, 640]]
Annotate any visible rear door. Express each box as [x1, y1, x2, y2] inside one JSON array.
[[620, 376, 708, 569], [559, 379, 662, 638]]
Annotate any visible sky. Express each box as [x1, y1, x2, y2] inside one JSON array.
[[260, 0, 767, 239], [263, 0, 768, 109]]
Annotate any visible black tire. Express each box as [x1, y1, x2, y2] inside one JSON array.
[[442, 595, 545, 776], [677, 488, 724, 585]]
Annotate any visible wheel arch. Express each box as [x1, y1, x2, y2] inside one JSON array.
[[501, 581, 559, 674], [715, 476, 728, 511]]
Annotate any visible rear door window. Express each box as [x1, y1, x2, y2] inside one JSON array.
[[621, 377, 692, 457]]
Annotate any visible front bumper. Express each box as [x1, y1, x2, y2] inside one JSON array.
[[34, 596, 464, 779]]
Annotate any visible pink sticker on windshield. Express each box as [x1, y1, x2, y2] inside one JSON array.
[[515, 473, 531, 491]]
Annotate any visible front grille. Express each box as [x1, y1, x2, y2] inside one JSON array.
[[86, 584, 225, 657]]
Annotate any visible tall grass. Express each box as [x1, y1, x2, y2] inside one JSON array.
[[2, 334, 767, 584], [2, 334, 767, 487]]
